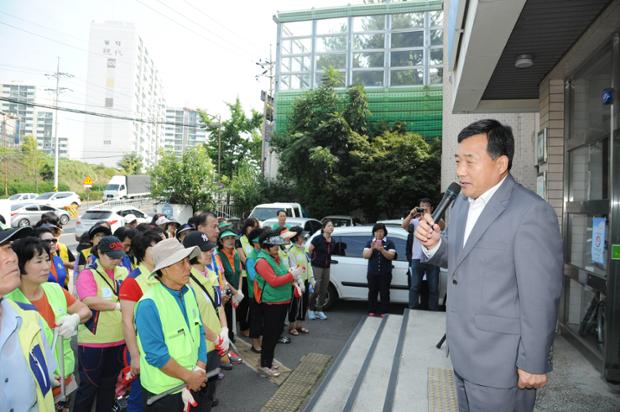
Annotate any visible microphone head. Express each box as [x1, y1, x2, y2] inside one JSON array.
[[446, 182, 462, 198]]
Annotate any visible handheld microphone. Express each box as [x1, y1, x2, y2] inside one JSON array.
[[431, 182, 461, 222]]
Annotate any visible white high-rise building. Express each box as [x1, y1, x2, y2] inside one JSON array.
[[1, 83, 55, 152], [163, 108, 207, 157], [82, 21, 165, 166]]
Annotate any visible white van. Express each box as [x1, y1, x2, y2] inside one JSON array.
[[249, 202, 306, 224]]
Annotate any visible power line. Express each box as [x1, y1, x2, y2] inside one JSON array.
[[0, 96, 205, 128]]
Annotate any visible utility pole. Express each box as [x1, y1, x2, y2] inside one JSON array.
[[45, 57, 73, 192], [256, 46, 275, 177], [217, 114, 221, 176]]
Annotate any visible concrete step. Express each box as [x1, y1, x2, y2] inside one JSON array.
[[351, 314, 403, 411], [309, 316, 385, 411], [392, 310, 453, 411]]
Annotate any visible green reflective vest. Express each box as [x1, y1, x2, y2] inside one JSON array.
[[136, 283, 202, 395], [7, 282, 75, 377], [255, 250, 292, 303]]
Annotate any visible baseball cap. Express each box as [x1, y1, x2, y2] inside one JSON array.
[[89, 224, 112, 239], [98, 236, 126, 259], [176, 224, 194, 239], [219, 229, 238, 240], [0, 227, 33, 245], [183, 231, 216, 252]]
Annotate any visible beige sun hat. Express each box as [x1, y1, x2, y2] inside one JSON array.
[[151, 238, 200, 273]]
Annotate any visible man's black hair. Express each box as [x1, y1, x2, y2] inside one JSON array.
[[241, 217, 260, 236], [276, 209, 286, 217], [132, 230, 164, 264], [113, 227, 138, 242], [457, 119, 514, 170], [419, 198, 432, 206], [195, 212, 215, 227]]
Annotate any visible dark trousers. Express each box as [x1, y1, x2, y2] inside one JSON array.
[[143, 386, 211, 412], [74, 344, 125, 412], [409, 259, 440, 310], [238, 279, 250, 332], [260, 303, 288, 368], [249, 299, 264, 339], [367, 273, 391, 314], [289, 281, 309, 323], [223, 301, 235, 343], [453, 370, 536, 412], [125, 350, 143, 412]]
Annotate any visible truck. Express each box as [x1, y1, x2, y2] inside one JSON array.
[[249, 202, 307, 224], [102, 175, 151, 201]]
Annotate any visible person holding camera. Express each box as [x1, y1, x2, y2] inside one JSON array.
[[402, 198, 443, 311], [362, 223, 396, 316]]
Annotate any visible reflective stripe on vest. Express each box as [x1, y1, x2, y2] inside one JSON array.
[[136, 284, 202, 395], [6, 283, 75, 377], [77, 262, 128, 344], [48, 255, 68, 288], [6, 300, 55, 411]]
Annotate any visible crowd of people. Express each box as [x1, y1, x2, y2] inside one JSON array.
[[0, 208, 336, 412]]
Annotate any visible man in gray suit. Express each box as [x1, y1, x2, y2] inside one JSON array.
[[416, 119, 563, 411]]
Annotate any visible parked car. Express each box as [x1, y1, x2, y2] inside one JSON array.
[[35, 192, 81, 209], [250, 202, 308, 223], [305, 225, 446, 309], [377, 219, 405, 228], [8, 193, 38, 202], [10, 203, 71, 228], [76, 206, 150, 235], [262, 217, 322, 237], [322, 215, 356, 227]]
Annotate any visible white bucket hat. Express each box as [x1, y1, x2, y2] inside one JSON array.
[[151, 238, 200, 273]]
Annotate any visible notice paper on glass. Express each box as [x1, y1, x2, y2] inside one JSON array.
[[591, 217, 606, 266]]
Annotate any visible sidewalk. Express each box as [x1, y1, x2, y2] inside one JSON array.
[[407, 311, 620, 411]]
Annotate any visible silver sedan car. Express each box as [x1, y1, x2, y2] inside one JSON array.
[[10, 203, 71, 227]]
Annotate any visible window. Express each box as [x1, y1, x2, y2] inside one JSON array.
[[391, 68, 423, 86], [391, 31, 424, 48], [333, 234, 369, 258], [25, 205, 39, 212], [103, 139, 112, 145], [352, 71, 383, 87], [105, 98, 114, 108], [83, 211, 112, 220], [40, 206, 55, 211], [391, 237, 407, 262], [107, 58, 116, 68]]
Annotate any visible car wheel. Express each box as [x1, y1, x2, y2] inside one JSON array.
[[323, 283, 339, 310], [17, 218, 30, 228], [59, 214, 70, 225]]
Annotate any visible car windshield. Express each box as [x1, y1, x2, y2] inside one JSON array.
[[105, 184, 119, 191], [10, 203, 29, 211], [250, 208, 283, 221], [36, 193, 54, 199], [331, 218, 352, 227], [8, 194, 22, 200], [82, 211, 112, 220]]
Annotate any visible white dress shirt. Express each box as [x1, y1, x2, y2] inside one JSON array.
[[424, 176, 508, 257]]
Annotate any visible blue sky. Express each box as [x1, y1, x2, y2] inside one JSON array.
[[0, 0, 346, 159]]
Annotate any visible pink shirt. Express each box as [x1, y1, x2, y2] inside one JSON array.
[[76, 268, 124, 348]]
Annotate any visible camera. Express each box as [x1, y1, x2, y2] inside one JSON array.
[[415, 207, 425, 213]]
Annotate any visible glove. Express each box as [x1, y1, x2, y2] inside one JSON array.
[[51, 374, 61, 387], [114, 302, 121, 311], [308, 283, 315, 294], [57, 313, 80, 338], [214, 336, 227, 356], [219, 327, 230, 352], [290, 266, 303, 281], [233, 290, 244, 305], [181, 387, 197, 412]]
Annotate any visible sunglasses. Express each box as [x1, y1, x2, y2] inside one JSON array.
[[43, 238, 58, 244]]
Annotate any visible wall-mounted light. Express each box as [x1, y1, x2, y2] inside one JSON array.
[[515, 54, 534, 69]]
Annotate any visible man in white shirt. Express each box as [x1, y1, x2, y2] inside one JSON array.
[[415, 119, 563, 412]]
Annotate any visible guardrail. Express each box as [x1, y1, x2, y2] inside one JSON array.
[[89, 198, 157, 213]]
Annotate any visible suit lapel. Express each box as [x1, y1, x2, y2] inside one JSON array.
[[453, 175, 514, 272], [451, 195, 468, 259]]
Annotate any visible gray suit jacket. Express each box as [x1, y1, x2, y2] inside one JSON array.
[[424, 175, 563, 388]]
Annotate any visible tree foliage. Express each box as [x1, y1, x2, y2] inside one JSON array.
[[272, 70, 441, 220], [20, 135, 45, 191], [118, 152, 143, 175], [199, 99, 262, 182], [149, 146, 219, 212]]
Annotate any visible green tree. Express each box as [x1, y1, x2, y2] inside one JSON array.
[[199, 99, 263, 182], [118, 152, 143, 175], [20, 135, 45, 191], [149, 146, 219, 212], [228, 160, 265, 217]]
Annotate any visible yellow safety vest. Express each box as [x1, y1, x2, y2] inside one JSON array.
[[129, 263, 159, 294], [57, 242, 70, 265], [5, 299, 56, 411], [77, 262, 128, 345], [189, 267, 222, 352], [6, 282, 75, 377], [136, 283, 202, 395]]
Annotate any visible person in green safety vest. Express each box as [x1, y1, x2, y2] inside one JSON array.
[[0, 226, 58, 412], [7, 236, 92, 409], [135, 238, 210, 411]]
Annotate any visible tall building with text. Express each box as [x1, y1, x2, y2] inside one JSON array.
[[82, 21, 165, 166]]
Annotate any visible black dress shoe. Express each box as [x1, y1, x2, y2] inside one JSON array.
[[212, 398, 219, 408]]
